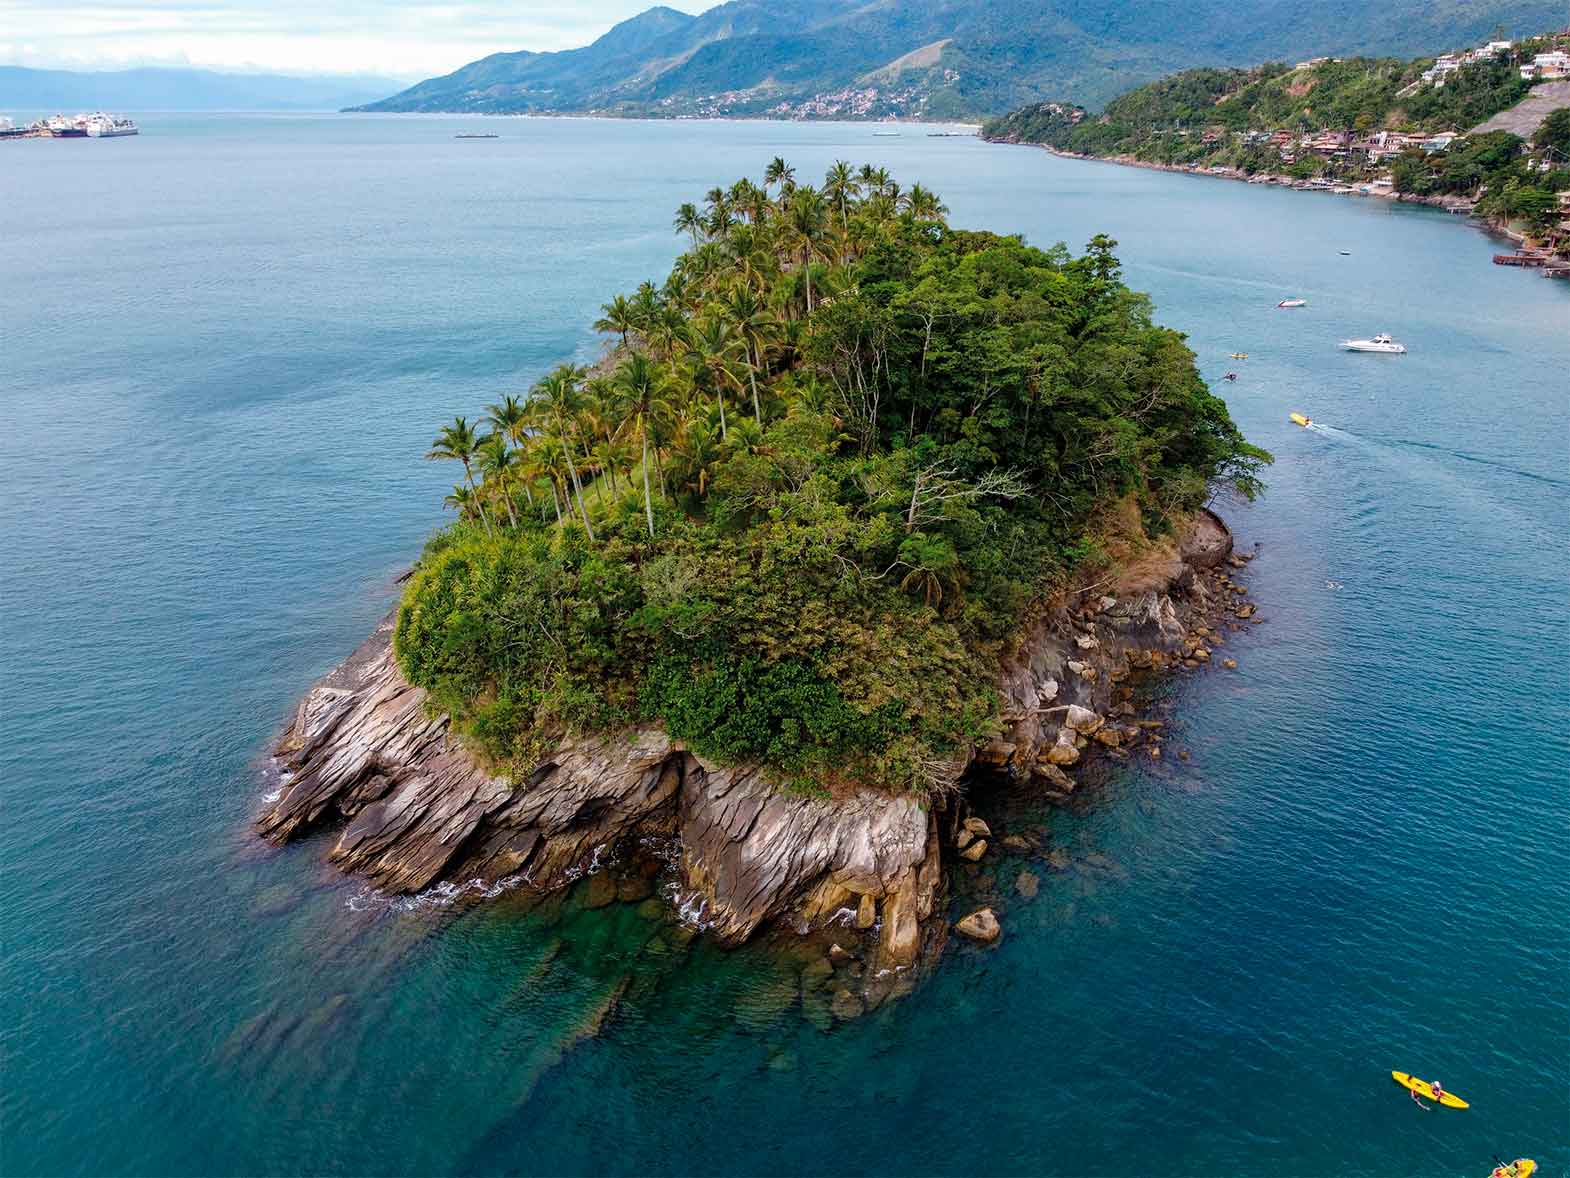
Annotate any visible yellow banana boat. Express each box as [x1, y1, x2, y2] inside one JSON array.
[[1392, 1071, 1469, 1108], [1290, 412, 1312, 427]]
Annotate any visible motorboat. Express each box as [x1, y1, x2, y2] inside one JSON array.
[[1290, 412, 1312, 427], [1229, 351, 1249, 359], [1340, 333, 1406, 354], [1278, 298, 1307, 308]]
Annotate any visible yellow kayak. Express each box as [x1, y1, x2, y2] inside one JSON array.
[[1290, 412, 1312, 427], [1392, 1071, 1469, 1108], [1490, 1161, 1536, 1178]]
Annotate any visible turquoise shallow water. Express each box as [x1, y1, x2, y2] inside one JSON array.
[[2, 114, 1567, 1177]]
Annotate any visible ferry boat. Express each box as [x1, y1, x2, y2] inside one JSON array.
[[44, 115, 86, 138], [1340, 333, 1406, 354], [82, 112, 138, 137]]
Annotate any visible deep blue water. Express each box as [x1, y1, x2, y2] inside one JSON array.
[[2, 114, 1566, 1177]]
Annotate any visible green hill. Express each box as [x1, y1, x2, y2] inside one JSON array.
[[352, 0, 1568, 119], [983, 45, 1548, 150]]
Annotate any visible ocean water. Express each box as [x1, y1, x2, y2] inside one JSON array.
[[2, 114, 1566, 1177]]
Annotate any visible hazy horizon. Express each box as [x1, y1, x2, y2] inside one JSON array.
[[2, 1, 714, 81]]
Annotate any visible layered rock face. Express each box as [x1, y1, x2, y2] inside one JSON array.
[[257, 512, 1233, 971], [258, 619, 939, 968]]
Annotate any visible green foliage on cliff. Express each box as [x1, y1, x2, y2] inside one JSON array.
[[394, 163, 1268, 796], [983, 50, 1539, 154]]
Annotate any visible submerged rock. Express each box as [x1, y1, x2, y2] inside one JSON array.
[[954, 908, 1002, 944]]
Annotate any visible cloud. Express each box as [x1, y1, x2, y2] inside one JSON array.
[[0, 1, 714, 78]]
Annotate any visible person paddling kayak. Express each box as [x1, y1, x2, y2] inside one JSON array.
[[1414, 1079, 1444, 1109]]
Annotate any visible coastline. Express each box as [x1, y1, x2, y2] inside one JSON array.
[[987, 138, 1548, 262], [256, 510, 1261, 1008]]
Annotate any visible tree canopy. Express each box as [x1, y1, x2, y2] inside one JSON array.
[[395, 162, 1268, 798]]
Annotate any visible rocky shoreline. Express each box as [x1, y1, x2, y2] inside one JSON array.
[[257, 510, 1258, 1001]]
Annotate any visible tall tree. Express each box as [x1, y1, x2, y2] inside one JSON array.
[[613, 352, 663, 538], [594, 294, 636, 348], [673, 201, 703, 244], [721, 285, 776, 427], [783, 186, 829, 314], [425, 417, 492, 537], [476, 431, 519, 527], [533, 364, 596, 540]]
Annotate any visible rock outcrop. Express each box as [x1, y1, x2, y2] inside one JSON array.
[[258, 618, 940, 974], [258, 510, 1240, 986]]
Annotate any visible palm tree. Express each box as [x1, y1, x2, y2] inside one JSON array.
[[684, 316, 743, 439], [764, 157, 795, 200], [594, 294, 637, 348], [823, 160, 860, 231], [721, 285, 776, 427], [703, 187, 734, 237], [783, 186, 829, 314], [613, 352, 663, 538], [533, 364, 596, 540], [670, 414, 722, 499], [444, 483, 480, 523], [476, 431, 519, 527], [630, 282, 663, 336], [425, 416, 492, 536], [485, 393, 533, 505], [900, 182, 948, 221], [673, 201, 703, 245]]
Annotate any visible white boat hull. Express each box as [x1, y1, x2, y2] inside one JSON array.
[[1341, 341, 1406, 353]]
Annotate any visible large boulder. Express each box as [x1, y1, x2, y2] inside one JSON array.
[[954, 907, 1002, 944]]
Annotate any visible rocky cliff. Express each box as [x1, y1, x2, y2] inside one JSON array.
[[258, 511, 1244, 981]]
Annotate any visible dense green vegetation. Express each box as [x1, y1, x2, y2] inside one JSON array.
[[394, 162, 1267, 797], [355, 0, 1565, 117], [984, 51, 1543, 154], [984, 42, 1570, 241]]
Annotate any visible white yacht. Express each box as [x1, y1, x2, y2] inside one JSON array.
[[1341, 333, 1406, 354]]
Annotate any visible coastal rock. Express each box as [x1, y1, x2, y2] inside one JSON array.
[[1014, 871, 1040, 899], [954, 908, 1002, 944], [1044, 737, 1081, 767], [1031, 762, 1075, 792], [855, 892, 878, 930], [1064, 705, 1103, 734], [258, 508, 1243, 998], [830, 988, 865, 1021], [259, 620, 935, 963]]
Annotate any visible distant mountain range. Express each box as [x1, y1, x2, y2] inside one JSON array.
[[352, 0, 1568, 120], [0, 66, 410, 112]]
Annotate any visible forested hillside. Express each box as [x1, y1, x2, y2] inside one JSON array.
[[353, 0, 1566, 118]]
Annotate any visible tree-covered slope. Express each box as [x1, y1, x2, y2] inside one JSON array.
[[352, 0, 1568, 117], [394, 162, 1268, 799], [984, 50, 1543, 149]]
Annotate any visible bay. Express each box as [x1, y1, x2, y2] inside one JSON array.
[[2, 113, 1566, 1177]]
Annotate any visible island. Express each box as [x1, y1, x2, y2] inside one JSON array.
[[981, 33, 1570, 274], [258, 160, 1270, 1001]]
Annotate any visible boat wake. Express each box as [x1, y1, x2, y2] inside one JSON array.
[[1363, 435, 1570, 489]]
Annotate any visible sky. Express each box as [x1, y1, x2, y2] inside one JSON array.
[[0, 1, 715, 81]]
